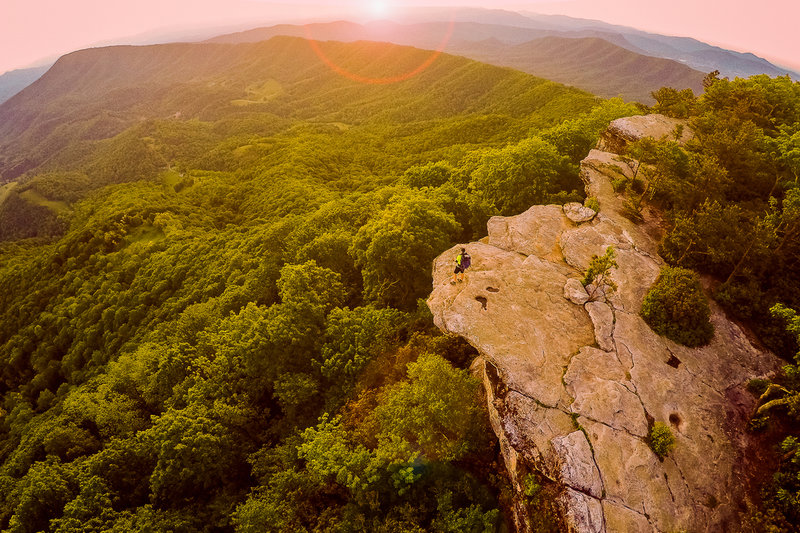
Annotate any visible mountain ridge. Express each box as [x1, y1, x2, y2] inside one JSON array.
[[0, 35, 597, 185], [208, 15, 798, 81], [207, 20, 707, 104]]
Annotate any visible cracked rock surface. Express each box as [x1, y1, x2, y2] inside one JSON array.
[[427, 120, 781, 532]]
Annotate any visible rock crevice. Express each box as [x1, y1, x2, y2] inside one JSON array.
[[427, 117, 781, 532]]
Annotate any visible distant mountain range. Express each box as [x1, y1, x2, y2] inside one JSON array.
[[0, 66, 50, 105], [1, 8, 795, 109], [401, 8, 799, 79], [206, 10, 797, 103], [208, 20, 707, 103], [456, 36, 707, 104]]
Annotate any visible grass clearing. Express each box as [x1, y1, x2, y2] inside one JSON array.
[[18, 188, 70, 214], [231, 79, 284, 106]]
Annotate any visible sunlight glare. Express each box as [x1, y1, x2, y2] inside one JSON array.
[[368, 0, 391, 19]]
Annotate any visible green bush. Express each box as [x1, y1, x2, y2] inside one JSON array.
[[648, 422, 676, 460], [582, 247, 617, 301], [640, 266, 714, 347], [520, 471, 564, 532], [522, 473, 542, 499]]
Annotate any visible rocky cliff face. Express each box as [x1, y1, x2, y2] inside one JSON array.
[[427, 117, 781, 532], [597, 113, 693, 154]]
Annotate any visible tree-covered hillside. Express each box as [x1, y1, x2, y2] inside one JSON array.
[[614, 75, 800, 530], [0, 36, 598, 183], [0, 38, 639, 531], [206, 20, 708, 104], [629, 76, 800, 357]]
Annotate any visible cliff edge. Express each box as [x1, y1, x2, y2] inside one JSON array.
[[427, 116, 781, 532]]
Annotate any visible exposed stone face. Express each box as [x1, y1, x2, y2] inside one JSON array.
[[564, 347, 648, 438], [552, 430, 603, 498], [563, 489, 605, 533], [427, 116, 781, 533], [584, 302, 615, 352], [430, 241, 593, 409], [603, 500, 653, 533], [598, 113, 693, 154], [487, 205, 571, 261]]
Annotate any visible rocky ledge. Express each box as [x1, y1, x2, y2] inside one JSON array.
[[597, 113, 693, 154], [427, 118, 781, 532]]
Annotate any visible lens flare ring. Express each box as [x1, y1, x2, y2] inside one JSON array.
[[303, 18, 456, 85]]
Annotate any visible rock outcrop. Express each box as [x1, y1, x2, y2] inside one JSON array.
[[597, 113, 693, 154], [427, 117, 781, 532]]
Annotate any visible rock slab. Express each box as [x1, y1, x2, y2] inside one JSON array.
[[598, 113, 694, 153]]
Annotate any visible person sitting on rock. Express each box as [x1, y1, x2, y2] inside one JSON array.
[[451, 248, 471, 284]]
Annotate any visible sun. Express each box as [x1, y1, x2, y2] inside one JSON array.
[[368, 0, 391, 19]]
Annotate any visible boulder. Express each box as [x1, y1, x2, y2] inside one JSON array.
[[598, 114, 693, 154], [560, 218, 633, 272], [564, 202, 597, 224], [487, 205, 571, 261], [564, 278, 590, 305]]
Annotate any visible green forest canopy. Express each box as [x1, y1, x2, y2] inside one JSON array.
[[644, 75, 800, 529], [0, 37, 640, 532], [1, 35, 799, 531]]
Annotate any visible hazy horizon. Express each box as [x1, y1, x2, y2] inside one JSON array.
[[2, 1, 799, 76]]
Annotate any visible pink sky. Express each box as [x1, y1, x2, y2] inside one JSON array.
[[1, 0, 798, 75]]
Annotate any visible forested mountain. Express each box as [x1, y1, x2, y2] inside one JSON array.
[[207, 20, 706, 103], [0, 36, 641, 531], [453, 36, 705, 103], [208, 13, 799, 101], [0, 36, 594, 184]]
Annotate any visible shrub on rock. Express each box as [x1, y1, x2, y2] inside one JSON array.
[[640, 266, 714, 347], [648, 422, 676, 460]]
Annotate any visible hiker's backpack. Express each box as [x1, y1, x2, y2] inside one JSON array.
[[461, 253, 471, 269]]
